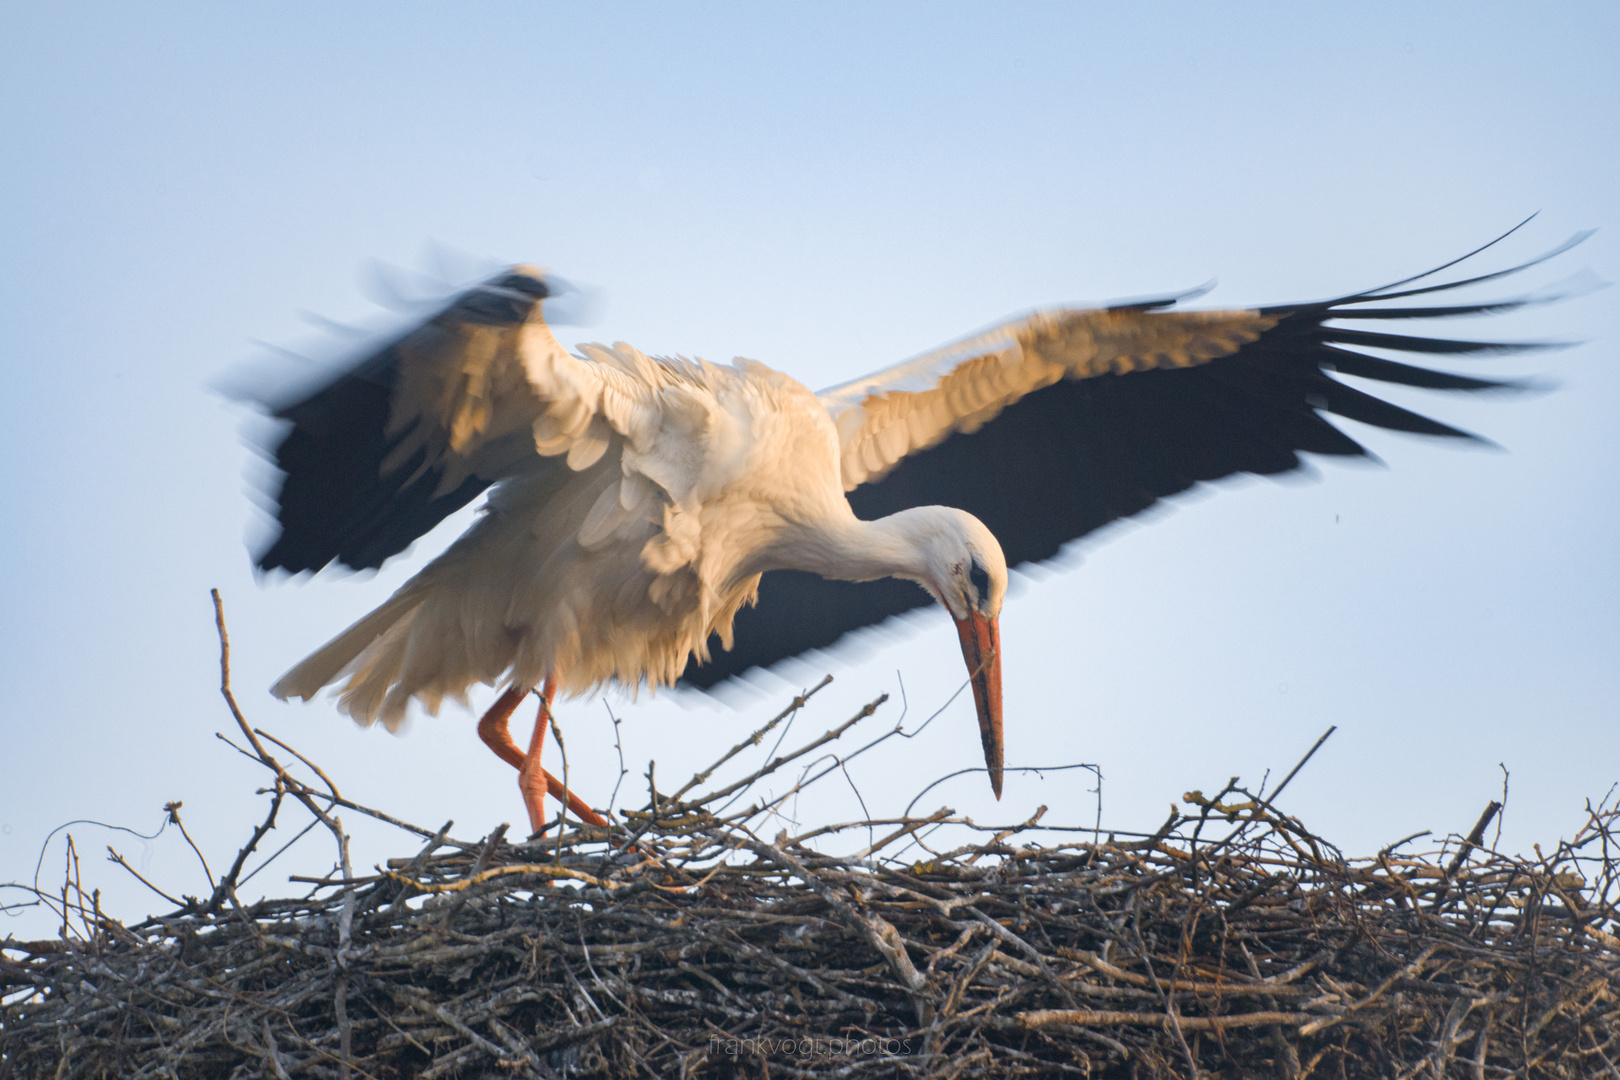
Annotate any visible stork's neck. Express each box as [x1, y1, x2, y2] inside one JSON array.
[[764, 508, 941, 589]]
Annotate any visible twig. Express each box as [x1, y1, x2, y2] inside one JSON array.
[[106, 846, 186, 909], [238, 814, 319, 888], [164, 803, 215, 893], [207, 784, 285, 912], [602, 698, 630, 816], [671, 675, 834, 804], [1447, 801, 1505, 878]]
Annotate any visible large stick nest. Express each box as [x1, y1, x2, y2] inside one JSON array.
[[4, 596, 1618, 1078]]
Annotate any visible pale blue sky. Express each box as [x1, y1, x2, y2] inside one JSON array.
[[3, 4, 1616, 938]]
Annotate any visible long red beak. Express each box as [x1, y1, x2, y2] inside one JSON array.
[[954, 611, 1003, 798]]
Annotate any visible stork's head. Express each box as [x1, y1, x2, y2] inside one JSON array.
[[909, 508, 1008, 798]]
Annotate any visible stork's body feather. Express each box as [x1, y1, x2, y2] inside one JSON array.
[[271, 330, 858, 729]]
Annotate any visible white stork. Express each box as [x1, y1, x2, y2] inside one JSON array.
[[258, 225, 1579, 835]]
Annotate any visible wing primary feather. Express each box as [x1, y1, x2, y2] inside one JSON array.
[[1321, 300, 1534, 320], [1310, 379, 1480, 440], [1105, 281, 1217, 312], [1318, 347, 1517, 391], [1317, 327, 1558, 355], [1334, 231, 1593, 305], [1338, 212, 1542, 296]]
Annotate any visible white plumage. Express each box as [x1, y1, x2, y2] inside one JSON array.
[[822, 305, 1277, 488], [273, 333, 875, 730]]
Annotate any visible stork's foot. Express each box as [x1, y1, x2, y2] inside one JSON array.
[[518, 757, 609, 835]]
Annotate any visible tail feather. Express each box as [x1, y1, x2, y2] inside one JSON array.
[[270, 591, 425, 708]]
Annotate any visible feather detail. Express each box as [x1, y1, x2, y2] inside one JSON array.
[[823, 307, 1278, 488]]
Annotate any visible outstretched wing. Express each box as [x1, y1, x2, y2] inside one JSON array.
[[682, 227, 1583, 689], [254, 267, 655, 574]]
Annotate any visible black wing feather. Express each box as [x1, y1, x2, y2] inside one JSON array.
[[255, 271, 550, 574], [1323, 300, 1534, 320], [1317, 327, 1548, 355], [684, 238, 1572, 689], [256, 349, 495, 573], [1319, 348, 1510, 390]]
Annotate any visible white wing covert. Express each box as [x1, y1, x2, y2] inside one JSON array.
[[256, 267, 676, 575], [821, 305, 1277, 490]]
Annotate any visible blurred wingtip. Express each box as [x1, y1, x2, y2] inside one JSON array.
[[1106, 279, 1218, 313]]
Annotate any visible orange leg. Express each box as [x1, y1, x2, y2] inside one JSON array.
[[474, 682, 608, 834], [476, 686, 528, 769]]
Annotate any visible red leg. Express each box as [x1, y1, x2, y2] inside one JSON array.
[[476, 686, 528, 770], [518, 680, 610, 834], [515, 683, 554, 834], [477, 682, 608, 834]]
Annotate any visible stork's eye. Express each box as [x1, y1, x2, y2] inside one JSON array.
[[968, 558, 990, 605]]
